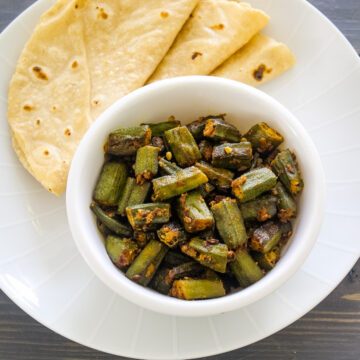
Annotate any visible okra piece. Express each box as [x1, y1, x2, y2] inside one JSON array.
[[151, 137, 165, 153], [177, 191, 214, 233], [164, 126, 201, 167], [198, 140, 213, 162], [212, 142, 253, 171], [239, 194, 278, 222], [252, 247, 280, 271], [169, 278, 225, 300], [134, 146, 159, 183], [93, 162, 127, 206], [271, 149, 304, 195], [250, 152, 260, 171], [126, 203, 171, 231], [157, 222, 188, 248], [117, 178, 151, 215], [203, 118, 241, 142], [125, 240, 168, 286], [273, 182, 297, 222], [152, 166, 208, 201], [232, 167, 277, 203], [96, 219, 111, 238], [230, 249, 264, 287], [244, 122, 284, 154], [250, 221, 281, 253], [158, 157, 181, 175], [105, 235, 139, 270], [186, 119, 206, 140], [181, 237, 228, 273], [106, 125, 151, 156], [195, 161, 234, 190], [163, 250, 192, 267], [151, 262, 204, 294], [142, 120, 181, 137], [90, 202, 132, 237], [211, 198, 247, 249], [198, 182, 216, 198], [133, 231, 156, 248]]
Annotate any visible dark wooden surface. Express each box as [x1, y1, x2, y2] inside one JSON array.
[[1, 0, 359, 359]]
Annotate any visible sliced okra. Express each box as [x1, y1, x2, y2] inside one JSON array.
[[105, 235, 139, 270], [157, 222, 188, 248], [134, 145, 159, 184], [142, 120, 181, 137], [273, 182, 297, 222], [198, 140, 213, 161], [195, 161, 234, 190], [239, 194, 278, 222], [252, 247, 280, 271], [250, 221, 281, 253], [203, 117, 241, 142], [212, 142, 253, 170]]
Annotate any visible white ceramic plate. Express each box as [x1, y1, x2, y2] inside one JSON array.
[[0, 0, 359, 359]]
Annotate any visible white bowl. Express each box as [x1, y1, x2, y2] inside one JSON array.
[[66, 76, 325, 317]]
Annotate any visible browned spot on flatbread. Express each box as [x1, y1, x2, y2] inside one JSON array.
[[210, 24, 224, 30], [72, 61, 78, 68], [253, 64, 272, 81], [23, 104, 34, 111], [191, 51, 202, 60], [32, 66, 48, 80], [160, 11, 169, 18]]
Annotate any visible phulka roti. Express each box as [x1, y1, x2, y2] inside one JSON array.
[[212, 33, 296, 86], [8, 0, 200, 195], [147, 0, 269, 83]]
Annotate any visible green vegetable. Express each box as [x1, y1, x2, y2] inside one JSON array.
[[273, 182, 297, 222], [93, 162, 127, 206], [133, 231, 156, 248], [164, 126, 201, 167], [142, 120, 181, 137], [271, 149, 303, 195], [212, 142, 253, 170], [239, 194, 278, 222], [177, 191, 214, 233], [157, 222, 188, 248], [198, 140, 213, 161], [232, 167, 277, 203], [252, 247, 280, 271], [181, 237, 228, 273], [230, 249, 264, 287], [250, 221, 281, 253], [158, 157, 181, 175], [105, 235, 139, 270], [169, 278, 225, 299], [203, 117, 241, 142], [152, 166, 208, 201], [195, 161, 234, 190], [244, 122, 283, 154], [126, 203, 171, 231], [126, 240, 168, 286], [134, 145, 159, 183], [90, 202, 132, 237], [106, 125, 151, 156], [163, 250, 192, 267], [198, 182, 215, 198], [117, 178, 151, 215], [211, 197, 247, 249], [186, 119, 207, 140]]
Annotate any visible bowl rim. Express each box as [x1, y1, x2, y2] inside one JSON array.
[[66, 76, 326, 317]]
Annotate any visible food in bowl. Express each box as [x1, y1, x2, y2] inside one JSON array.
[[89, 115, 303, 300]]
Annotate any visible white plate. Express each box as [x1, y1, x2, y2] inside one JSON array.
[[0, 0, 359, 359]]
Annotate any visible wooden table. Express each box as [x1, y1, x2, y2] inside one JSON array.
[[0, 1, 359, 359]]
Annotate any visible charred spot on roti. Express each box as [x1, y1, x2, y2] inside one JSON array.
[[36, 119, 41, 126], [161, 11, 169, 18], [97, 8, 108, 19], [191, 52, 202, 60], [32, 66, 48, 80], [211, 24, 224, 30], [64, 128, 71, 136], [75, 4, 78, 9], [72, 61, 78, 68], [23, 104, 34, 111], [252, 64, 269, 81], [52, 106, 56, 110], [43, 150, 49, 156], [93, 99, 100, 105]]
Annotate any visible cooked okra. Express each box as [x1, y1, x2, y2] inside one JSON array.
[[271, 149, 303, 195], [106, 125, 151, 156], [92, 114, 303, 300], [126, 203, 171, 231], [232, 167, 277, 203], [212, 142, 253, 170], [211, 198, 247, 249], [152, 166, 208, 201], [177, 191, 214, 233], [93, 161, 127, 206], [164, 126, 201, 167], [239, 194, 278, 222], [142, 120, 181, 137], [244, 122, 284, 154]]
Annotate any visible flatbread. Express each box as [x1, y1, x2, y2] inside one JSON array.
[[8, 0, 91, 195], [211, 33, 296, 86], [147, 0, 269, 83], [8, 0, 200, 195]]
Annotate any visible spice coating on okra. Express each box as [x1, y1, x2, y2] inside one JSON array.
[[91, 114, 303, 299]]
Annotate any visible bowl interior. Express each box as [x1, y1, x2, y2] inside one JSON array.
[[67, 76, 325, 317]]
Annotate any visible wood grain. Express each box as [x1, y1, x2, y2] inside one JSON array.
[[0, 0, 359, 359]]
